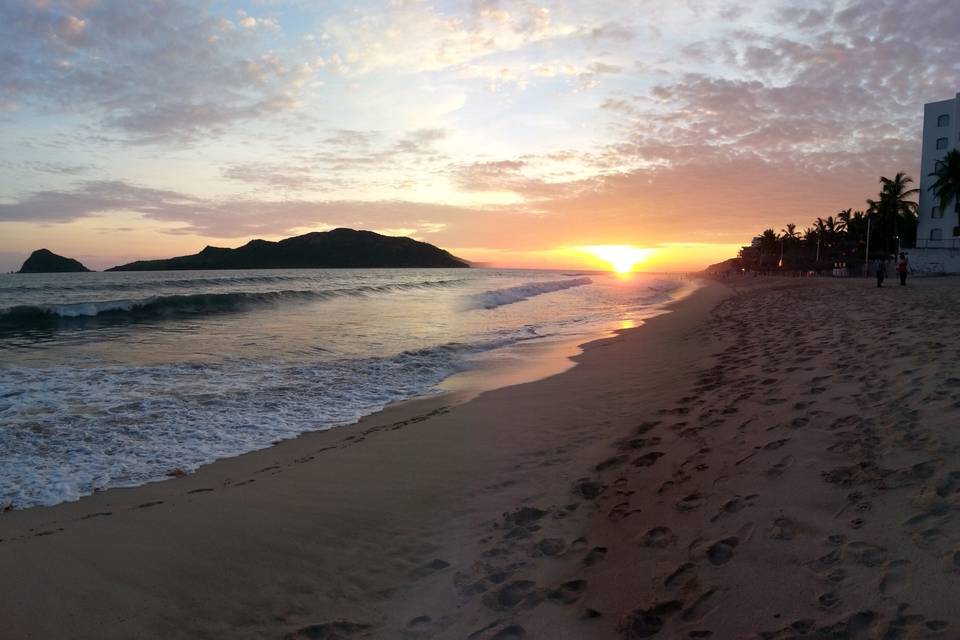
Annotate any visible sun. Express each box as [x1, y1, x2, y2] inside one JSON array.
[[581, 245, 653, 274]]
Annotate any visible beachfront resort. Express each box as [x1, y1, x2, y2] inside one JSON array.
[[722, 91, 960, 277]]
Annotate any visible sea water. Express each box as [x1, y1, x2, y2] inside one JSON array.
[[0, 268, 692, 508]]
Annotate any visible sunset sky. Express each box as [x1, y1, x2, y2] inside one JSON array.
[[1, 0, 957, 272]]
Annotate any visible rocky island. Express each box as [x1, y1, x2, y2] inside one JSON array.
[[17, 249, 92, 273], [107, 228, 469, 271]]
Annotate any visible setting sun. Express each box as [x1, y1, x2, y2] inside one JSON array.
[[581, 245, 653, 274]]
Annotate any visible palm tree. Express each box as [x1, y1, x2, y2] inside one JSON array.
[[759, 228, 779, 254], [818, 215, 843, 251], [928, 149, 960, 236], [868, 172, 919, 253], [780, 223, 799, 251], [842, 209, 869, 255], [779, 224, 799, 268]]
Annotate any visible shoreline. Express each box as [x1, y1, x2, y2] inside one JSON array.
[[1, 275, 698, 514], [0, 275, 726, 639], [28, 275, 960, 639]]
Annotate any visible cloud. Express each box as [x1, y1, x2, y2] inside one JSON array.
[[0, 179, 492, 239], [392, 128, 448, 154], [3, 0, 960, 269], [218, 127, 454, 194], [0, 1, 314, 142]]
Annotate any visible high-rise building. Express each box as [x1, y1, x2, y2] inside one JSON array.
[[917, 93, 960, 247]]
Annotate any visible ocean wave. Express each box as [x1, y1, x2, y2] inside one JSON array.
[[0, 332, 542, 509], [467, 277, 592, 310], [0, 278, 468, 329], [0, 272, 316, 294]]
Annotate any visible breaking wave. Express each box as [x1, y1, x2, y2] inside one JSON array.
[[468, 277, 592, 310], [0, 278, 467, 330]]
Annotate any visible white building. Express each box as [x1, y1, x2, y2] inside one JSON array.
[[916, 92, 960, 248]]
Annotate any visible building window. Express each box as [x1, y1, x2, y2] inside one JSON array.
[[931, 229, 943, 241], [938, 114, 950, 127], [937, 137, 949, 150], [933, 206, 943, 218]]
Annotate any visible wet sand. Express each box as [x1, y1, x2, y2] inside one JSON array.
[[2, 276, 960, 639]]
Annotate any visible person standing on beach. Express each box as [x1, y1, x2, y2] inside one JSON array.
[[896, 253, 909, 286], [875, 257, 886, 288]]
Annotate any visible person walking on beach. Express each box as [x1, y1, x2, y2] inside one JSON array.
[[875, 257, 886, 288], [896, 253, 909, 286]]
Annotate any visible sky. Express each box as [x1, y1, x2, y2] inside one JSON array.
[[1, 0, 958, 272]]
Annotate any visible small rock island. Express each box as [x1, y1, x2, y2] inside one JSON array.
[[17, 249, 92, 273]]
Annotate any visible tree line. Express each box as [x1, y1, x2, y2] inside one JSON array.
[[735, 150, 960, 273]]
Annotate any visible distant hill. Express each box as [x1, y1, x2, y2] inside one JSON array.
[[702, 257, 743, 274], [107, 228, 470, 271], [17, 249, 92, 273]]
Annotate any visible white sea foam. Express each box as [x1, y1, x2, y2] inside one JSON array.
[[0, 269, 691, 510], [0, 335, 536, 509], [468, 277, 593, 309]]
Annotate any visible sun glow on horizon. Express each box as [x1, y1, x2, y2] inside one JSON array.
[[580, 245, 654, 274]]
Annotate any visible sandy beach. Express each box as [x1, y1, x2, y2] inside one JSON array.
[[3, 276, 960, 639]]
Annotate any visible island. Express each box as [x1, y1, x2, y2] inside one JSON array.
[[17, 249, 92, 273], [106, 228, 470, 271]]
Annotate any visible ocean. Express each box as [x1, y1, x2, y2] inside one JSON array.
[[0, 268, 693, 509]]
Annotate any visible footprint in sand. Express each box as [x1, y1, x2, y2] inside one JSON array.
[[409, 559, 451, 580], [879, 560, 910, 596], [284, 620, 370, 640], [763, 438, 791, 450], [532, 538, 566, 558], [595, 455, 629, 471], [608, 502, 638, 522], [490, 625, 527, 640], [817, 592, 840, 609], [503, 506, 548, 528], [632, 452, 665, 467], [403, 615, 435, 639], [621, 436, 662, 451], [635, 420, 662, 434], [547, 579, 587, 605], [80, 511, 112, 519], [572, 479, 605, 500], [664, 562, 697, 590], [706, 538, 739, 565], [482, 580, 539, 611], [914, 528, 951, 555], [638, 526, 677, 548], [583, 546, 608, 566], [407, 615, 431, 628], [926, 620, 950, 633], [935, 470, 960, 497], [767, 455, 795, 477], [618, 600, 684, 639], [710, 494, 758, 523], [676, 493, 704, 512], [767, 516, 796, 541], [681, 587, 722, 623], [846, 542, 887, 567]]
